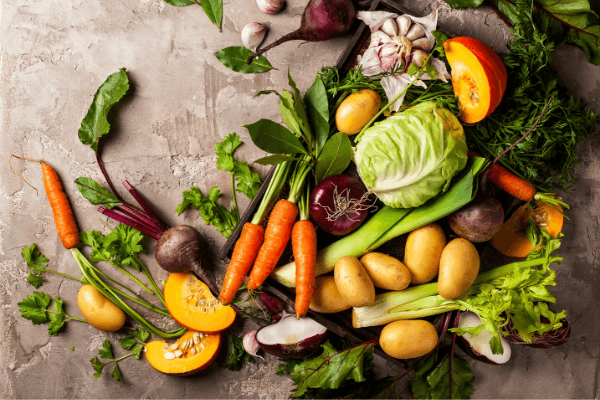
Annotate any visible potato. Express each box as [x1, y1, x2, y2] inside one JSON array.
[[334, 256, 376, 307], [404, 223, 446, 284], [309, 275, 351, 314], [360, 252, 411, 291], [438, 238, 480, 299], [379, 320, 438, 359], [335, 89, 381, 135], [77, 284, 126, 332]]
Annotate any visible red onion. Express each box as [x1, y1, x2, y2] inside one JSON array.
[[309, 174, 375, 236]]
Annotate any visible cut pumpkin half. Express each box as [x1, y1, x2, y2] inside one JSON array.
[[165, 272, 236, 334], [145, 330, 221, 375], [444, 37, 507, 124]]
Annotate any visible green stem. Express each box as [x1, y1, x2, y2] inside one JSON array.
[[43, 270, 83, 282], [132, 255, 166, 306], [251, 161, 293, 225], [105, 259, 154, 295], [230, 172, 240, 221], [65, 315, 88, 323], [287, 158, 313, 204]]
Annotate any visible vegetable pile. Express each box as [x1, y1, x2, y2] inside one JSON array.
[[9, 0, 598, 397]]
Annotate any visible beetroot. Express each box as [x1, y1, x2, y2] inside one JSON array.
[[248, 0, 356, 63]]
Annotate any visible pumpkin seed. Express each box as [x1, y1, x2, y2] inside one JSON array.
[[190, 347, 196, 355], [168, 342, 179, 351], [175, 350, 183, 358], [164, 352, 175, 360]]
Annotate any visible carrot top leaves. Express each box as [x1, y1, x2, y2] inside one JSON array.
[[78, 68, 130, 152]]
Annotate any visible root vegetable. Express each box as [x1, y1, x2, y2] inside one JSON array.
[[77, 285, 126, 332], [403, 223, 446, 285], [437, 239, 480, 300], [447, 195, 504, 242], [379, 320, 438, 359], [334, 256, 375, 308], [248, 0, 356, 63], [360, 252, 411, 291], [309, 275, 351, 314]]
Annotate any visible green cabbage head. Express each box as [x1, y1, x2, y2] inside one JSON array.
[[354, 101, 468, 209]]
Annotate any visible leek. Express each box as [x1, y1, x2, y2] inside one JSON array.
[[271, 156, 488, 287]]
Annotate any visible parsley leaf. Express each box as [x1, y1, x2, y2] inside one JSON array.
[[47, 296, 66, 336], [222, 335, 255, 371], [18, 292, 75, 336], [91, 328, 150, 383], [22, 243, 49, 288], [99, 339, 114, 359], [233, 161, 262, 200], [176, 186, 239, 238]]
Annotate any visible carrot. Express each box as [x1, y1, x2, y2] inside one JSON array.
[[219, 222, 265, 305], [487, 163, 537, 201], [292, 219, 317, 319], [247, 199, 298, 290], [10, 156, 79, 249]]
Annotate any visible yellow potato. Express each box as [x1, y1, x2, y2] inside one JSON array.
[[360, 252, 411, 291], [334, 256, 375, 307], [379, 320, 438, 359], [438, 238, 480, 299], [404, 223, 447, 284], [77, 284, 126, 332], [335, 89, 382, 135], [309, 275, 351, 314]]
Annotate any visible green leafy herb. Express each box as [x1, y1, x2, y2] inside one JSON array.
[[303, 74, 330, 154], [222, 335, 255, 371], [412, 346, 474, 399], [22, 243, 49, 288], [78, 68, 130, 152], [466, 0, 599, 192], [214, 46, 272, 73], [74, 177, 122, 208], [176, 186, 240, 238], [253, 154, 300, 165], [198, 0, 223, 31], [18, 291, 85, 335], [91, 329, 150, 383], [314, 132, 353, 183]]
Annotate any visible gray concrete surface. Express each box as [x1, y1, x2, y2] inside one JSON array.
[[1, 0, 599, 398]]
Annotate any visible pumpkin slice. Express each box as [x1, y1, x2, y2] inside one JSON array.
[[444, 37, 507, 124], [490, 201, 563, 258], [145, 330, 221, 375], [165, 272, 236, 333]]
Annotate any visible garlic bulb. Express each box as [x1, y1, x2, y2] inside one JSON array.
[[241, 23, 267, 51], [256, 0, 284, 14], [412, 37, 433, 52], [411, 49, 428, 68]]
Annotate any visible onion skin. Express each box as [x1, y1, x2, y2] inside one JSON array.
[[309, 175, 371, 236], [257, 331, 328, 359]]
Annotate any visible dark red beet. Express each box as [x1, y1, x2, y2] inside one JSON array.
[[248, 0, 356, 63], [309, 174, 373, 236], [448, 195, 504, 242]]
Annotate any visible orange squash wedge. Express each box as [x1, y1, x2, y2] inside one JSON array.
[[165, 272, 236, 333], [490, 201, 563, 258], [145, 330, 221, 375], [444, 37, 507, 124]]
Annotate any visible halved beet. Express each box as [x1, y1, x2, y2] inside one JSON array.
[[456, 312, 512, 365], [256, 312, 327, 359]]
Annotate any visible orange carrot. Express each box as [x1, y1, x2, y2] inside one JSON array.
[[219, 222, 265, 305], [41, 162, 80, 249], [10, 156, 79, 249], [487, 163, 536, 201], [247, 199, 298, 290], [292, 219, 317, 319]]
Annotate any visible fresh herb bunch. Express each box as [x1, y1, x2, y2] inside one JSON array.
[[18, 291, 86, 336], [466, 0, 599, 192], [90, 328, 150, 383]]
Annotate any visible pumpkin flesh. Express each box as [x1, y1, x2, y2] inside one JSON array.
[[165, 272, 236, 333], [145, 330, 221, 375], [444, 37, 507, 124]]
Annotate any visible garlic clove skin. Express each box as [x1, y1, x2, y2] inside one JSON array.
[[241, 23, 267, 51], [243, 329, 265, 360], [411, 49, 428, 68], [256, 0, 284, 14], [396, 15, 412, 37], [406, 23, 426, 41], [380, 18, 398, 38], [411, 37, 433, 52]]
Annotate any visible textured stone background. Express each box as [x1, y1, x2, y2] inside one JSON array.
[[0, 0, 598, 398]]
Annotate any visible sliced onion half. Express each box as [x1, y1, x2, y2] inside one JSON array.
[[256, 312, 327, 359], [456, 312, 512, 365]]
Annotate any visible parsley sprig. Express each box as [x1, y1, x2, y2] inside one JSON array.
[[176, 133, 262, 238], [90, 328, 150, 383], [18, 291, 86, 336], [22, 243, 81, 288]]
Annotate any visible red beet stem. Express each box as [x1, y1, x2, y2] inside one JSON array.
[[98, 206, 163, 241], [247, 30, 301, 64], [122, 180, 169, 232]]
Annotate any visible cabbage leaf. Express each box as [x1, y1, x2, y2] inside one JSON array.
[[354, 101, 468, 208]]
